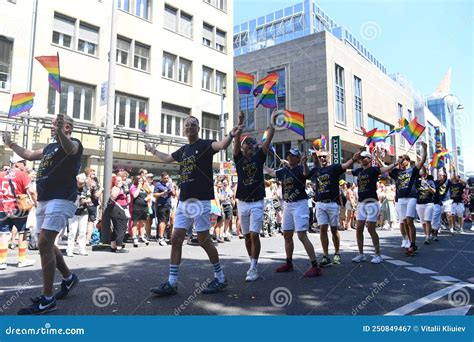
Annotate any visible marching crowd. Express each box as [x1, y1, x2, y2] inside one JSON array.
[[1, 113, 473, 315]]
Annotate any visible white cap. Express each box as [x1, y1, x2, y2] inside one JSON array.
[[10, 153, 26, 164]]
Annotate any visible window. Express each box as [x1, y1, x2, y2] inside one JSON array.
[[335, 64, 346, 124], [116, 36, 131, 65], [407, 109, 413, 121], [161, 102, 190, 136], [0, 37, 13, 90], [180, 11, 193, 38], [178, 58, 192, 84], [114, 93, 147, 129], [368, 116, 394, 145], [118, 0, 130, 12], [164, 4, 178, 32], [274, 69, 286, 110], [162, 52, 176, 79], [52, 13, 74, 48], [203, 23, 213, 47], [215, 29, 226, 52], [118, 0, 150, 20], [134, 42, 150, 71], [354, 76, 363, 130], [398, 103, 405, 146], [215, 71, 226, 94], [203, 0, 226, 12], [78, 22, 99, 56], [47, 80, 94, 122], [202, 112, 219, 140], [202, 66, 213, 91]]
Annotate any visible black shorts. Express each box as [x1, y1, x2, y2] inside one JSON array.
[[0, 213, 27, 233], [132, 207, 148, 222], [87, 206, 98, 222], [233, 203, 238, 217], [222, 204, 233, 220], [156, 206, 171, 224]]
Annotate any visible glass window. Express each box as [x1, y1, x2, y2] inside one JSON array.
[[293, 14, 303, 31], [135, 0, 150, 19], [114, 93, 147, 129], [178, 57, 192, 84], [215, 28, 226, 52], [180, 11, 193, 38], [116, 36, 131, 66], [78, 22, 99, 56], [162, 52, 176, 79], [48, 80, 94, 122], [134, 42, 150, 71], [53, 13, 75, 48], [0, 37, 13, 90], [202, 66, 213, 90], [215, 71, 226, 94], [161, 102, 190, 137], [118, 0, 130, 12], [335, 64, 346, 124], [354, 76, 363, 130], [203, 23, 213, 47], [202, 112, 219, 140], [164, 4, 178, 32]]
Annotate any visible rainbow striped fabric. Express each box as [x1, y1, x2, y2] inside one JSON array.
[[8, 92, 35, 118], [35, 53, 61, 93], [235, 70, 254, 95], [275, 110, 304, 138], [385, 117, 409, 138], [255, 84, 277, 109], [139, 112, 148, 133], [312, 135, 327, 150], [430, 149, 449, 169], [261, 131, 268, 142], [253, 73, 279, 97], [401, 117, 425, 145], [361, 127, 388, 145]]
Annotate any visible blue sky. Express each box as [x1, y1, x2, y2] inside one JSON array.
[[234, 0, 473, 173]]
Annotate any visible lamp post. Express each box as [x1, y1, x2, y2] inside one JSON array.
[[220, 89, 227, 162]]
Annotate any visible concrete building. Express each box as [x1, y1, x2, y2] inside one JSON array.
[[234, 2, 415, 168], [0, 0, 234, 178]]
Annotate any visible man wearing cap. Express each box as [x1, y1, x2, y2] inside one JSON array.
[[351, 151, 399, 264], [265, 149, 322, 277], [309, 149, 361, 267], [233, 111, 275, 282], [3, 114, 84, 315], [154, 171, 174, 246], [0, 155, 36, 271]]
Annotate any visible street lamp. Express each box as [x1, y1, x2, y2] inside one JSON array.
[[441, 94, 464, 176]]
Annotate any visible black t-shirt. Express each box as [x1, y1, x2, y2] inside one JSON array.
[[434, 179, 451, 204], [416, 179, 435, 204], [133, 189, 148, 209], [171, 139, 217, 201], [234, 149, 266, 201], [352, 167, 381, 202], [275, 165, 308, 202], [36, 138, 83, 202], [450, 183, 466, 203], [310, 164, 344, 202], [389, 167, 420, 199]]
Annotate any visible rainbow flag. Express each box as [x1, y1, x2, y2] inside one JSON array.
[[139, 112, 148, 133], [385, 117, 409, 138], [253, 73, 278, 97], [8, 92, 35, 118], [255, 83, 277, 109], [312, 135, 327, 150], [402, 117, 425, 145], [261, 131, 268, 142], [434, 126, 443, 153], [430, 149, 449, 169], [361, 127, 388, 145], [235, 70, 254, 95], [275, 110, 305, 138], [35, 53, 61, 93], [211, 199, 221, 216]]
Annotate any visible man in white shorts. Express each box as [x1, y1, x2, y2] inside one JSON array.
[[415, 169, 436, 244], [351, 151, 399, 264], [309, 149, 361, 267], [233, 111, 275, 281], [4, 114, 83, 315], [450, 173, 467, 233], [145, 116, 241, 296], [265, 149, 322, 277]]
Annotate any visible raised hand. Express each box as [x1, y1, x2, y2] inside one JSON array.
[[145, 143, 156, 154], [238, 111, 245, 126], [2, 132, 13, 147]]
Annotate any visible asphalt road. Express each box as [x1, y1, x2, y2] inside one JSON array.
[[1, 223, 473, 316]]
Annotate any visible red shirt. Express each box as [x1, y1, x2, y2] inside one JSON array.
[[0, 170, 31, 213]]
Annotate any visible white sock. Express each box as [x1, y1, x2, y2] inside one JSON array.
[[250, 258, 258, 269], [168, 264, 179, 286]]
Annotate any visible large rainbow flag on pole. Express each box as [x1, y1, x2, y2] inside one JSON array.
[[8, 92, 35, 118], [35, 53, 61, 93], [361, 127, 388, 145], [139, 112, 148, 133], [274, 110, 305, 138], [235, 70, 254, 95], [401, 117, 425, 145]]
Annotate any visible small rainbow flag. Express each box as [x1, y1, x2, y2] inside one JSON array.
[[8, 92, 35, 118], [434, 127, 443, 153], [361, 127, 388, 145], [139, 112, 148, 132], [275, 110, 305, 138], [35, 53, 61, 93], [402, 117, 425, 145], [255, 83, 277, 109], [312, 135, 327, 150], [211, 199, 221, 216], [430, 149, 449, 169], [385, 117, 409, 138], [235, 70, 254, 95], [253, 73, 279, 97], [261, 130, 268, 142]]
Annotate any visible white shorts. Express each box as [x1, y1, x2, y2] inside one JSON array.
[[397, 197, 417, 220], [36, 199, 77, 233], [238, 200, 264, 235], [282, 199, 309, 232], [451, 202, 464, 217], [416, 203, 434, 223], [174, 200, 211, 233], [316, 202, 340, 227], [442, 199, 453, 214], [356, 201, 380, 223], [432, 204, 442, 230]]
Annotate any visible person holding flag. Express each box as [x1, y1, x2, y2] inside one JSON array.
[[233, 111, 275, 282]]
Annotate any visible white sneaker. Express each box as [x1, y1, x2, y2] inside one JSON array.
[[245, 268, 259, 282], [66, 252, 74, 257], [159, 238, 167, 246], [401, 239, 407, 248], [371, 255, 383, 264], [18, 259, 35, 268], [471, 227, 474, 232], [450, 228, 454, 234], [0, 263, 6, 270], [352, 254, 366, 263]]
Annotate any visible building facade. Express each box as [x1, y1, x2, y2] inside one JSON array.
[[0, 0, 234, 178]]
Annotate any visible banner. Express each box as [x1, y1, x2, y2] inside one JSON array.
[[220, 162, 236, 175], [331, 136, 341, 164]]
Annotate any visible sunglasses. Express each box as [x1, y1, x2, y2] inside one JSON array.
[[318, 155, 328, 159]]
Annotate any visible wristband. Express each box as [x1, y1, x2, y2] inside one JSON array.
[[229, 131, 236, 138], [8, 142, 15, 149]]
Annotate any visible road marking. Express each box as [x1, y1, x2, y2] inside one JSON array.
[[385, 282, 470, 316], [415, 305, 471, 316], [431, 275, 461, 283], [380, 254, 393, 260], [385, 260, 413, 266], [405, 267, 437, 274], [0, 277, 105, 295]]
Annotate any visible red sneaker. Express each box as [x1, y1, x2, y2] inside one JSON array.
[[276, 263, 294, 273], [304, 266, 322, 278]]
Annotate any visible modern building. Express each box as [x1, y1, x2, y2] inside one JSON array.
[[0, 0, 234, 178], [234, 0, 415, 169]]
